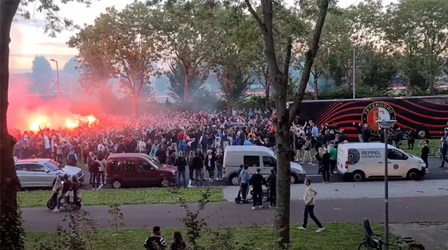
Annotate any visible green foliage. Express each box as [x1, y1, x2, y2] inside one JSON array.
[[383, 0, 448, 93], [31, 56, 53, 94], [67, 1, 159, 111], [150, 0, 212, 102], [167, 60, 205, 103], [17, 0, 94, 37]]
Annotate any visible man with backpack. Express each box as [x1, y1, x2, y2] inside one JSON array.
[[67, 148, 78, 166]]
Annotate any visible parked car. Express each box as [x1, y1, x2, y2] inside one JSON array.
[[15, 158, 84, 188], [105, 153, 177, 189]]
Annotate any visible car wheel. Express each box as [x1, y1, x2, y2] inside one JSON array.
[[73, 202, 82, 211], [416, 128, 428, 139], [290, 174, 298, 184], [406, 169, 420, 180], [47, 199, 56, 210], [229, 174, 239, 186], [112, 180, 122, 189], [161, 178, 170, 187], [352, 171, 365, 182], [402, 129, 412, 140]]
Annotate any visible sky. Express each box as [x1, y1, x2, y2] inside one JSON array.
[[9, 0, 395, 73]]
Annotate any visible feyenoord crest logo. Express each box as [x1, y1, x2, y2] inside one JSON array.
[[361, 102, 396, 135]]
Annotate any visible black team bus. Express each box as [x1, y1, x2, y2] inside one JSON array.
[[288, 95, 448, 140]]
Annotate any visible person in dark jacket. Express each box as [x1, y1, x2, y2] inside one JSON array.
[[250, 168, 266, 210], [157, 146, 167, 164], [170, 231, 186, 250], [321, 148, 330, 183], [421, 140, 429, 170], [53, 174, 72, 212], [361, 124, 371, 143], [174, 152, 188, 188], [144, 226, 167, 250], [266, 168, 276, 208], [192, 152, 204, 187]]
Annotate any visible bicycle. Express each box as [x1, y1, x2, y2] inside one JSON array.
[[358, 219, 402, 250]]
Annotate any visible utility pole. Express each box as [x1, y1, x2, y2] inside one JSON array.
[[352, 48, 356, 99], [50, 59, 61, 98]]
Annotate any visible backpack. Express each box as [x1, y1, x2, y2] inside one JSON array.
[[68, 154, 77, 165]]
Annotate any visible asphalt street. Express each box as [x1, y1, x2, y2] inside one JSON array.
[[80, 157, 448, 189], [22, 196, 448, 232]]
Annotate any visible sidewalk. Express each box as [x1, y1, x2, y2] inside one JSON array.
[[22, 196, 448, 232], [222, 180, 448, 201], [391, 223, 448, 250]]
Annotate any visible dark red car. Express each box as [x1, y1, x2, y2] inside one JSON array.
[[105, 153, 177, 188]]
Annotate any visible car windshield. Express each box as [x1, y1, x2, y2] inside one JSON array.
[[43, 160, 62, 171], [149, 156, 162, 168]]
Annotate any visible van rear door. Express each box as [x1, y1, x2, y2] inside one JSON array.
[[336, 146, 348, 173]]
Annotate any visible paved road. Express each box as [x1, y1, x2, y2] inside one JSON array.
[[79, 157, 448, 190], [22, 196, 448, 232]]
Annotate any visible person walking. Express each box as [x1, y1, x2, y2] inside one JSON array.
[[298, 178, 325, 233]]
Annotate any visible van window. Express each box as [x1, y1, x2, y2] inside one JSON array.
[[244, 156, 260, 167], [123, 161, 136, 171], [387, 149, 407, 160], [262, 156, 276, 167], [108, 161, 120, 172], [138, 161, 153, 171]]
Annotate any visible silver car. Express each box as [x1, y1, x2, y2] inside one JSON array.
[[15, 159, 84, 188]]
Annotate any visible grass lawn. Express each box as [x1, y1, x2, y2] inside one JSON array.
[[18, 187, 224, 207], [400, 139, 441, 157], [25, 223, 396, 250]]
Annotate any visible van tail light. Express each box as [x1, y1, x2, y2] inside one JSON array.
[[345, 161, 349, 169], [105, 163, 110, 176], [223, 167, 226, 175]]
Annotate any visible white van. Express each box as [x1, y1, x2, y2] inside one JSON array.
[[337, 142, 426, 182], [223, 146, 306, 186]]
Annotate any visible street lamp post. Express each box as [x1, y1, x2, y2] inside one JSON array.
[[375, 119, 397, 250], [50, 59, 61, 98], [352, 48, 356, 99]]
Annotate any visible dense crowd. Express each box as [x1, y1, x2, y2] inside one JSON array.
[[12, 108, 448, 185]]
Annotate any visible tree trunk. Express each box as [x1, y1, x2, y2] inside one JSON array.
[[0, 1, 25, 250], [273, 71, 291, 250], [313, 75, 319, 99], [132, 96, 138, 116], [246, 0, 329, 248], [183, 66, 189, 102], [265, 84, 270, 107]]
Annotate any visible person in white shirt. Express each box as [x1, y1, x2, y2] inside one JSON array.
[[44, 134, 51, 158], [298, 178, 325, 233]]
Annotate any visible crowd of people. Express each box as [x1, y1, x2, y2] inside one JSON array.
[[12, 109, 448, 188]]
